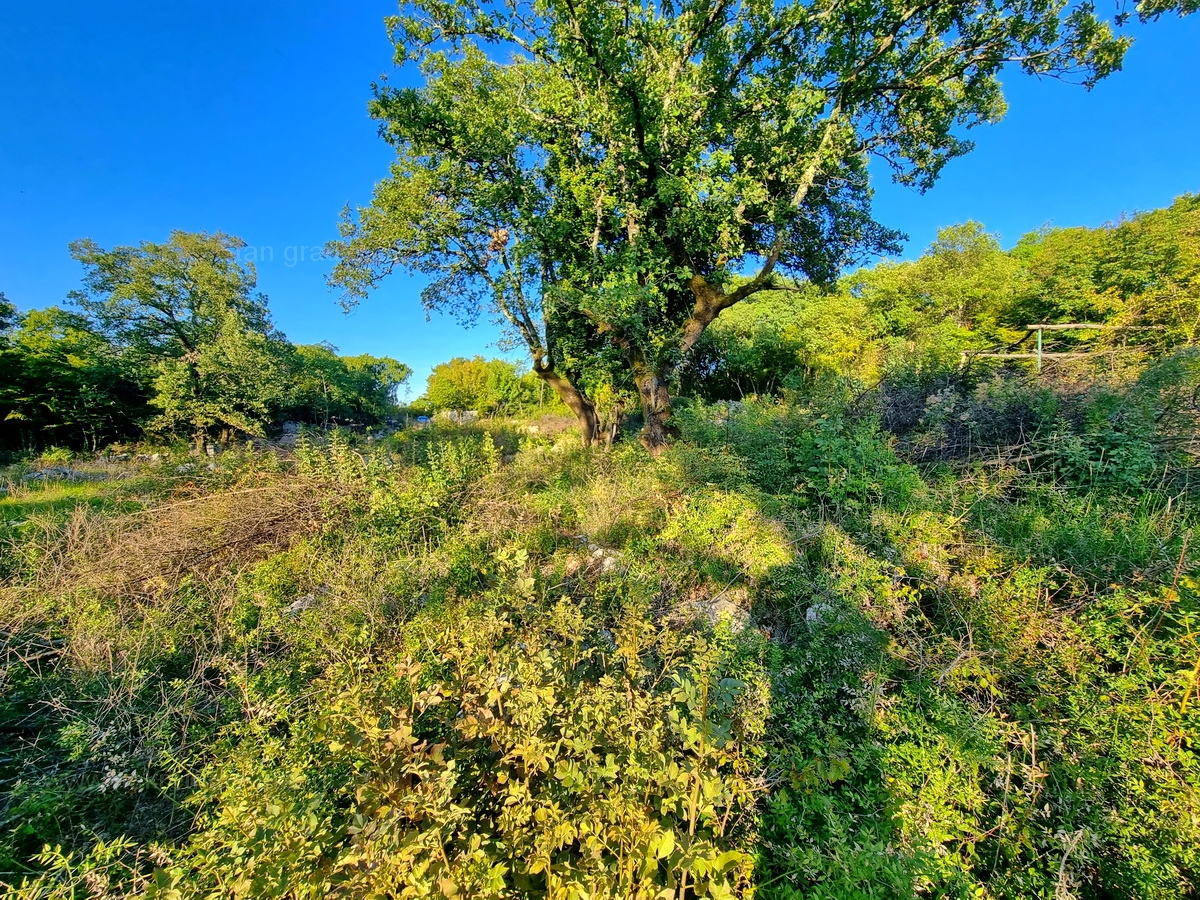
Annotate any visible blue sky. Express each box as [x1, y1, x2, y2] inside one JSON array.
[[1, 2, 1197, 395]]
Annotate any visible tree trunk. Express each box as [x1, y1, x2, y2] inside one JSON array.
[[532, 361, 599, 447], [604, 398, 625, 447], [632, 361, 677, 454]]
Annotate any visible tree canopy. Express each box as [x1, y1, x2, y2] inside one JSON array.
[[70, 232, 274, 363], [283, 344, 412, 427], [423, 355, 547, 416], [328, 0, 1164, 447], [67, 232, 286, 448], [0, 307, 147, 452]]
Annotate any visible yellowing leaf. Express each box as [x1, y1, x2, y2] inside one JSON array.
[[656, 829, 675, 859]]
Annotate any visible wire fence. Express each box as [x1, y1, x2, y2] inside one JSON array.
[[966, 323, 1169, 372]]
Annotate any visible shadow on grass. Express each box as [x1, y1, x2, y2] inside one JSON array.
[[661, 424, 957, 897], [671, 401, 1200, 899]]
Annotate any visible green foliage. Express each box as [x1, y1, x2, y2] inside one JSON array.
[[149, 306, 289, 445], [1050, 388, 1160, 491], [1008, 224, 1117, 326], [1003, 194, 1200, 350], [0, 307, 148, 453], [1, 232, 414, 453], [675, 399, 924, 513], [424, 355, 546, 417], [283, 344, 411, 427], [157, 599, 763, 899], [69, 231, 273, 362], [4, 838, 156, 900], [661, 489, 792, 582], [680, 284, 876, 399], [855, 221, 1019, 344], [67, 232, 294, 447], [330, 0, 1130, 443], [888, 343, 1200, 489], [670, 394, 1200, 898], [681, 195, 1200, 414], [4, 381, 1199, 899]]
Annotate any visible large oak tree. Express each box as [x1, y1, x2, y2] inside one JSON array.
[[330, 0, 1178, 448]]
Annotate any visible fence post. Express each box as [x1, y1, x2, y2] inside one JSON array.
[[1036, 327, 1043, 374]]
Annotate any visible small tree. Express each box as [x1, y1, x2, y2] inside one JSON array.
[[328, 0, 1184, 448], [149, 306, 289, 446], [424, 355, 534, 416], [69, 232, 287, 449]]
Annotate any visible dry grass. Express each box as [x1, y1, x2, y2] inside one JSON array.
[[8, 475, 336, 609], [463, 445, 675, 550], [0, 474, 346, 680]]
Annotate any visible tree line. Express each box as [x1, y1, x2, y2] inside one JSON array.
[[0, 232, 410, 456], [4, 193, 1195, 456]]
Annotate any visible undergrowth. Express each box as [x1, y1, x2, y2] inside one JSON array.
[[1, 398, 1197, 899]]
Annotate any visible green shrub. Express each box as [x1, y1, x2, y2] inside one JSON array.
[[660, 489, 793, 582], [675, 398, 924, 513], [152, 596, 767, 899]]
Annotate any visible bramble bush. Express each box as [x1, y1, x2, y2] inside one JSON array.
[[150, 597, 766, 899]]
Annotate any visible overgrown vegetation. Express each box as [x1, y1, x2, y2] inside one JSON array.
[[684, 196, 1200, 404], [2, 15, 1198, 892], [3, 326, 1198, 897]]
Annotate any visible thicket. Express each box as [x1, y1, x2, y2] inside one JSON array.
[[684, 195, 1200, 403]]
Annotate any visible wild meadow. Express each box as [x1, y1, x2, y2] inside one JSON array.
[[3, 0, 1198, 892], [3, 345, 1198, 898]]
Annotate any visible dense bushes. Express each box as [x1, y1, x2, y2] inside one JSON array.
[[156, 603, 764, 899], [681, 195, 1200, 412]]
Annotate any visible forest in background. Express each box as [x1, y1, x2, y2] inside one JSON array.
[[0, 233, 411, 457]]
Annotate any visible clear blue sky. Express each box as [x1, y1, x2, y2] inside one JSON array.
[[1, 2, 1198, 394]]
